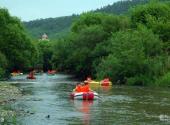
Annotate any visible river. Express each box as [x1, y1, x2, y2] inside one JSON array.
[[8, 73, 170, 125]]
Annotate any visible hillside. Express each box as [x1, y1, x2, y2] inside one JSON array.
[[23, 15, 78, 40], [23, 0, 164, 40]]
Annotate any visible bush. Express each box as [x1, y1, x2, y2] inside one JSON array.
[[127, 75, 152, 86], [155, 72, 170, 87], [130, 1, 170, 42], [96, 26, 163, 85], [0, 52, 7, 79], [96, 55, 122, 83]]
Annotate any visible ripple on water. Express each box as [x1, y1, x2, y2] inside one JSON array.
[[8, 74, 170, 125], [102, 94, 135, 103]]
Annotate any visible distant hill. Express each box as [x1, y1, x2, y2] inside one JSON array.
[[23, 0, 166, 40], [95, 0, 149, 14], [23, 15, 78, 40]]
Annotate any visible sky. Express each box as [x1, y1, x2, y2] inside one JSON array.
[[0, 0, 119, 21]]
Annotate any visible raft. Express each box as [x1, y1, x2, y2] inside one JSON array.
[[89, 80, 112, 86], [70, 92, 99, 100], [11, 72, 23, 76], [47, 70, 56, 75], [89, 81, 100, 88], [89, 80, 100, 84], [26, 76, 36, 79], [100, 81, 112, 86]]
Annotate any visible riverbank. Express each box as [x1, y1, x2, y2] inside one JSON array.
[[0, 82, 21, 124]]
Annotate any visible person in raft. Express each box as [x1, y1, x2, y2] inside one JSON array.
[[74, 81, 92, 92], [28, 70, 34, 78], [86, 77, 92, 82]]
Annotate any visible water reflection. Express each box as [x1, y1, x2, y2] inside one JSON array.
[[101, 86, 112, 92], [71, 100, 95, 125], [90, 84, 112, 93]]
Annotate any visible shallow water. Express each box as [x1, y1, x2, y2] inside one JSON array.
[[9, 74, 170, 125]]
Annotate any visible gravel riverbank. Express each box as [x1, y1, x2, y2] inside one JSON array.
[[0, 82, 21, 124]]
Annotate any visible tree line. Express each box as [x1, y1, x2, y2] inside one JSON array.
[[0, 8, 38, 79], [24, 0, 164, 40], [51, 1, 170, 86], [0, 1, 170, 87]]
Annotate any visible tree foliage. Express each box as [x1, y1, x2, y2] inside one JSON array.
[[51, 1, 170, 86], [24, 0, 161, 40], [52, 13, 130, 78], [0, 8, 37, 77], [96, 27, 163, 85], [0, 52, 7, 79], [131, 1, 170, 42], [1, 0, 169, 87], [35, 40, 54, 71]]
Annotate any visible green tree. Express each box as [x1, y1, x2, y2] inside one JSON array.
[[0, 52, 7, 79], [0, 8, 37, 74], [156, 72, 170, 87], [96, 26, 163, 85], [131, 1, 170, 43], [35, 40, 54, 71]]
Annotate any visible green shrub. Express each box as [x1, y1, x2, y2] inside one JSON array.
[[127, 75, 152, 86], [96, 26, 163, 85], [0, 52, 7, 79], [155, 72, 170, 87]]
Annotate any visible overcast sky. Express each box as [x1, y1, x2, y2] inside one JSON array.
[[0, 0, 119, 21]]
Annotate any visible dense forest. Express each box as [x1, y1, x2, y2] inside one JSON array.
[[50, 1, 170, 86], [95, 0, 149, 14], [0, 8, 38, 79], [24, 0, 164, 40], [0, 0, 170, 87]]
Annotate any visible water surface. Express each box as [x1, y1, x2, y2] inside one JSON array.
[[10, 74, 170, 125]]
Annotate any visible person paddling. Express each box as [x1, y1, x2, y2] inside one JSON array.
[[74, 81, 92, 92], [74, 83, 82, 92], [27, 70, 36, 79]]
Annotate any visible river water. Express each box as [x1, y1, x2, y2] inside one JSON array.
[[9, 73, 170, 125]]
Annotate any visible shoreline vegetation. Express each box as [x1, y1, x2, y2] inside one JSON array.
[[0, 82, 21, 124], [0, 0, 170, 86], [50, 1, 170, 86]]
